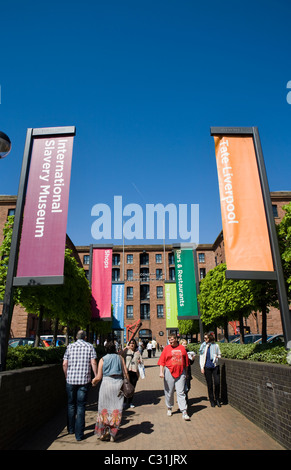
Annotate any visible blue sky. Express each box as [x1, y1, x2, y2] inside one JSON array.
[[1, 0, 290, 247]]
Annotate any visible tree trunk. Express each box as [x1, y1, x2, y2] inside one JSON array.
[[65, 325, 70, 346], [223, 318, 229, 342], [261, 304, 267, 343], [52, 318, 59, 346], [34, 305, 44, 347], [239, 311, 245, 344]]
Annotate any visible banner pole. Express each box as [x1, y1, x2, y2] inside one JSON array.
[[0, 129, 33, 371], [210, 126, 291, 349], [252, 127, 291, 349]]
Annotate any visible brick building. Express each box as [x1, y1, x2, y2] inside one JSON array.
[[0, 191, 290, 342]]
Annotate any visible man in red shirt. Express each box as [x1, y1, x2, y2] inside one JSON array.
[[158, 334, 190, 420]]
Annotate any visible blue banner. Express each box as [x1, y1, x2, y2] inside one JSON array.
[[112, 283, 124, 330]]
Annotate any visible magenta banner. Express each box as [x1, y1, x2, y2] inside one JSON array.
[[91, 247, 112, 319], [16, 136, 74, 282]]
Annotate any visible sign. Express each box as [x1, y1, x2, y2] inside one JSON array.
[[165, 283, 178, 329], [15, 134, 74, 284], [112, 283, 124, 329], [91, 247, 112, 319], [213, 134, 274, 273], [174, 249, 199, 319]]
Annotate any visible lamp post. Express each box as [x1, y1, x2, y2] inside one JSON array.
[[0, 131, 11, 159], [0, 130, 12, 371]]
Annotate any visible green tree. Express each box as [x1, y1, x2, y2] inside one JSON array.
[[19, 248, 92, 345], [178, 319, 200, 336], [198, 264, 255, 343], [277, 201, 291, 301], [0, 217, 92, 345], [249, 280, 278, 343]]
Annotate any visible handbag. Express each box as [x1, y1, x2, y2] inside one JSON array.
[[120, 378, 135, 398], [118, 355, 135, 398]]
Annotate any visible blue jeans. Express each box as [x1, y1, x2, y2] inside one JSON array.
[[66, 383, 89, 440]]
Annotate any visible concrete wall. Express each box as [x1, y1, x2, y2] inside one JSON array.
[[0, 364, 66, 450], [192, 358, 291, 450]]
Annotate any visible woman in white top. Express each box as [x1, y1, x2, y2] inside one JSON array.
[[199, 332, 221, 407], [146, 340, 153, 358], [122, 339, 143, 408]]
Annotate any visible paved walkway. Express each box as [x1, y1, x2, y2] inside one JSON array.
[[20, 353, 284, 451]]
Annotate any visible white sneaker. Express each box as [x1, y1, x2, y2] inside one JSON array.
[[182, 411, 190, 421], [167, 408, 172, 417], [129, 403, 135, 408]]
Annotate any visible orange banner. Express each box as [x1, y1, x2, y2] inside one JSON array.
[[214, 135, 274, 272]]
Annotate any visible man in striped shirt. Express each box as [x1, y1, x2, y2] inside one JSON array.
[[63, 330, 97, 441]]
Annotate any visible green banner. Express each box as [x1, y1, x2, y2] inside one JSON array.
[[165, 283, 178, 329], [174, 249, 199, 319]]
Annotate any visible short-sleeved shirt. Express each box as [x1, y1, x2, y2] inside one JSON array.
[[63, 339, 97, 384], [158, 344, 189, 378]]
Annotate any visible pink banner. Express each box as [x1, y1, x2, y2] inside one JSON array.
[[16, 136, 74, 280], [91, 248, 112, 319]]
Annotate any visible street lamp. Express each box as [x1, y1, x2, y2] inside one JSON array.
[[0, 131, 11, 159]]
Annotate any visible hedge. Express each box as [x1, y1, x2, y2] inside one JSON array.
[[5, 342, 290, 370], [187, 342, 289, 365], [6, 344, 106, 371]]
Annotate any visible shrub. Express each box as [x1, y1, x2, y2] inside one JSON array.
[[6, 345, 66, 370], [6, 343, 106, 370], [187, 342, 288, 365]]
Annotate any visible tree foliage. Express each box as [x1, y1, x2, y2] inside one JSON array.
[[177, 319, 200, 335], [0, 217, 92, 337], [198, 263, 255, 327], [277, 201, 291, 301]]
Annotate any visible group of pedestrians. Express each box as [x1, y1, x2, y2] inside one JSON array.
[[62, 330, 222, 442], [138, 338, 158, 358]]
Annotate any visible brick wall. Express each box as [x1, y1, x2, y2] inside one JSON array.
[[0, 364, 66, 449], [192, 358, 291, 449]]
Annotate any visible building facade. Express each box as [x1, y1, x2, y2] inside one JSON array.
[[1, 192, 290, 342]]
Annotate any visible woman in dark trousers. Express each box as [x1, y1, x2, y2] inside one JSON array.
[[122, 339, 143, 408], [199, 332, 222, 407]]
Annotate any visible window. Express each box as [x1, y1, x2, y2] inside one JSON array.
[[157, 305, 164, 318], [8, 209, 15, 216], [83, 255, 90, 265], [169, 267, 175, 281], [126, 305, 133, 319], [140, 284, 150, 300], [127, 287, 133, 300], [156, 269, 163, 280], [168, 252, 175, 265], [127, 254, 133, 264], [112, 254, 120, 266], [157, 286, 163, 299], [140, 253, 149, 265], [272, 204, 278, 218], [198, 253, 205, 263], [200, 268, 206, 280], [140, 268, 149, 282], [84, 270, 89, 280], [127, 269, 133, 281], [140, 304, 150, 319], [112, 268, 120, 281], [156, 254, 162, 264]]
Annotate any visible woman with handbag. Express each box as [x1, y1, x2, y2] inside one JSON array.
[[92, 341, 129, 442], [122, 339, 143, 409]]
